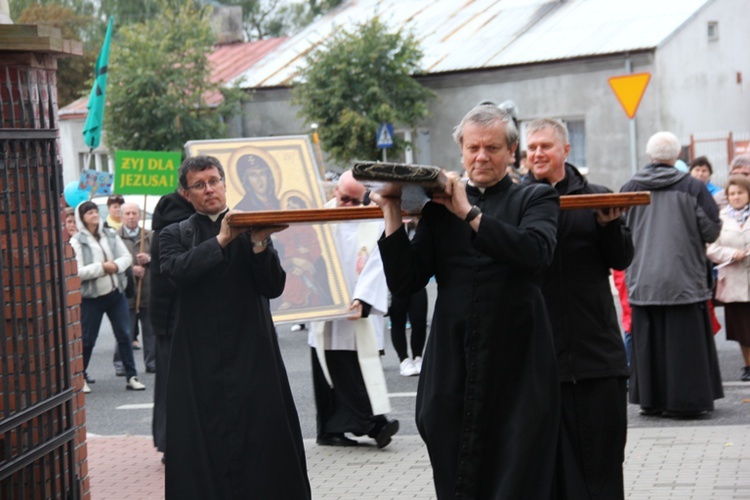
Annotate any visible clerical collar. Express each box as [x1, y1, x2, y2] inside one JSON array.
[[467, 175, 511, 195], [197, 206, 229, 222], [124, 226, 140, 238], [466, 180, 485, 194]]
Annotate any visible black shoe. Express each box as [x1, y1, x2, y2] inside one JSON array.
[[639, 408, 662, 416], [373, 419, 399, 449], [115, 366, 126, 377], [146, 366, 157, 374], [84, 373, 96, 384], [316, 433, 359, 447], [742, 366, 750, 382], [662, 410, 710, 419]]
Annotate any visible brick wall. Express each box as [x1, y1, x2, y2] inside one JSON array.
[[1, 41, 89, 499]]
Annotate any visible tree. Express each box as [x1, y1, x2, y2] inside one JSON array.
[[15, 0, 196, 107], [17, 3, 97, 106], [97, 0, 191, 26], [104, 4, 244, 152], [223, 0, 343, 41], [294, 17, 434, 164], [10, 0, 94, 22]]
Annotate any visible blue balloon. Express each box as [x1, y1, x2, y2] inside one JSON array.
[[64, 181, 89, 208]]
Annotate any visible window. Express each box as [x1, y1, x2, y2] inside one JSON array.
[[77, 152, 113, 173], [707, 21, 719, 41], [566, 120, 586, 168]]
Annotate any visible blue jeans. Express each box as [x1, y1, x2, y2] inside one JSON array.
[[624, 331, 633, 367], [82, 290, 138, 379]]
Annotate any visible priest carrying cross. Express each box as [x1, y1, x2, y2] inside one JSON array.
[[371, 104, 561, 498]]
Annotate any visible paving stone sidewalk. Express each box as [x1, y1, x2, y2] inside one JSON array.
[[88, 425, 750, 499]]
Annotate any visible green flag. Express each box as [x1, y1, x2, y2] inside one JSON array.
[[83, 17, 114, 150]]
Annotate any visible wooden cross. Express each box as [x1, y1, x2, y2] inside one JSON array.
[[227, 162, 649, 229]]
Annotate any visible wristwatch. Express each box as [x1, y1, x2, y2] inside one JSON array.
[[464, 205, 482, 223], [251, 237, 271, 248]]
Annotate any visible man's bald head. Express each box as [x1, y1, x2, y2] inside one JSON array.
[[121, 202, 141, 230], [335, 171, 366, 207]]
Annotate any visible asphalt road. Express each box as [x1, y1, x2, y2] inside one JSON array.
[[82, 284, 750, 439]]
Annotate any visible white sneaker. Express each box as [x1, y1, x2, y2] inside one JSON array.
[[399, 358, 419, 377], [83, 381, 91, 394], [126, 376, 146, 391], [413, 356, 423, 374], [290, 324, 305, 332]]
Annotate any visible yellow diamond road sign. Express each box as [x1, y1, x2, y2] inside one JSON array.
[[608, 73, 651, 119]]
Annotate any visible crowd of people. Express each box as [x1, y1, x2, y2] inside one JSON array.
[[61, 102, 750, 499]]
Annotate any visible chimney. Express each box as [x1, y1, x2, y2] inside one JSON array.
[[211, 5, 244, 45]]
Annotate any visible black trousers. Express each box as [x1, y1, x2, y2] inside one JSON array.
[[152, 334, 172, 453], [389, 288, 428, 361], [310, 348, 385, 438], [556, 377, 627, 500]]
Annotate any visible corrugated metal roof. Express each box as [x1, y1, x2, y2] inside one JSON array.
[[204, 36, 288, 105], [237, 0, 712, 88]]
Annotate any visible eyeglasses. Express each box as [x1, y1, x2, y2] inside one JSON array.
[[186, 177, 224, 192], [339, 195, 363, 206]]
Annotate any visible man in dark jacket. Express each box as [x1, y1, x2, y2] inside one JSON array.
[[622, 131, 723, 418], [148, 190, 195, 462], [159, 156, 310, 499], [524, 118, 633, 499], [115, 202, 155, 374]]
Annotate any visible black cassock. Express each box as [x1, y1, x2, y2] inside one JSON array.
[[160, 212, 310, 500], [379, 176, 561, 499]]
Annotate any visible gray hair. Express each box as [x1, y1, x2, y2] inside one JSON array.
[[729, 155, 750, 172], [645, 132, 681, 162], [525, 118, 569, 145], [452, 105, 519, 147]]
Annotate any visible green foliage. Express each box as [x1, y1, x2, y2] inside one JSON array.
[[17, 3, 96, 106], [97, 0, 193, 26], [104, 4, 244, 152], [221, 0, 343, 41], [294, 17, 433, 164], [14, 0, 200, 106], [10, 0, 94, 22]]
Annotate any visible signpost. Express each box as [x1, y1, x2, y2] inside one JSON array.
[[609, 71, 651, 174], [608, 73, 651, 119], [376, 123, 394, 161]]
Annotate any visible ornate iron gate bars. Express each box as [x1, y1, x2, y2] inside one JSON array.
[[0, 60, 81, 499]]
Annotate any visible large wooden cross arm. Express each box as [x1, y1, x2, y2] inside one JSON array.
[[227, 162, 650, 228]]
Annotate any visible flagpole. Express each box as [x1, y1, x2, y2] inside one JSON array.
[[135, 194, 148, 314]]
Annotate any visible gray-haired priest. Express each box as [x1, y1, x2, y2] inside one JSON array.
[[372, 104, 561, 498]]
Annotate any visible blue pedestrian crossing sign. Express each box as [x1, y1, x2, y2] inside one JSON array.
[[376, 123, 394, 148]]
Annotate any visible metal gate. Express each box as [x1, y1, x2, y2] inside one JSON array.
[[0, 59, 81, 498], [688, 131, 750, 187]]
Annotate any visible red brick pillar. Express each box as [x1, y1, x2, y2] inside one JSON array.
[[0, 24, 88, 500]]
